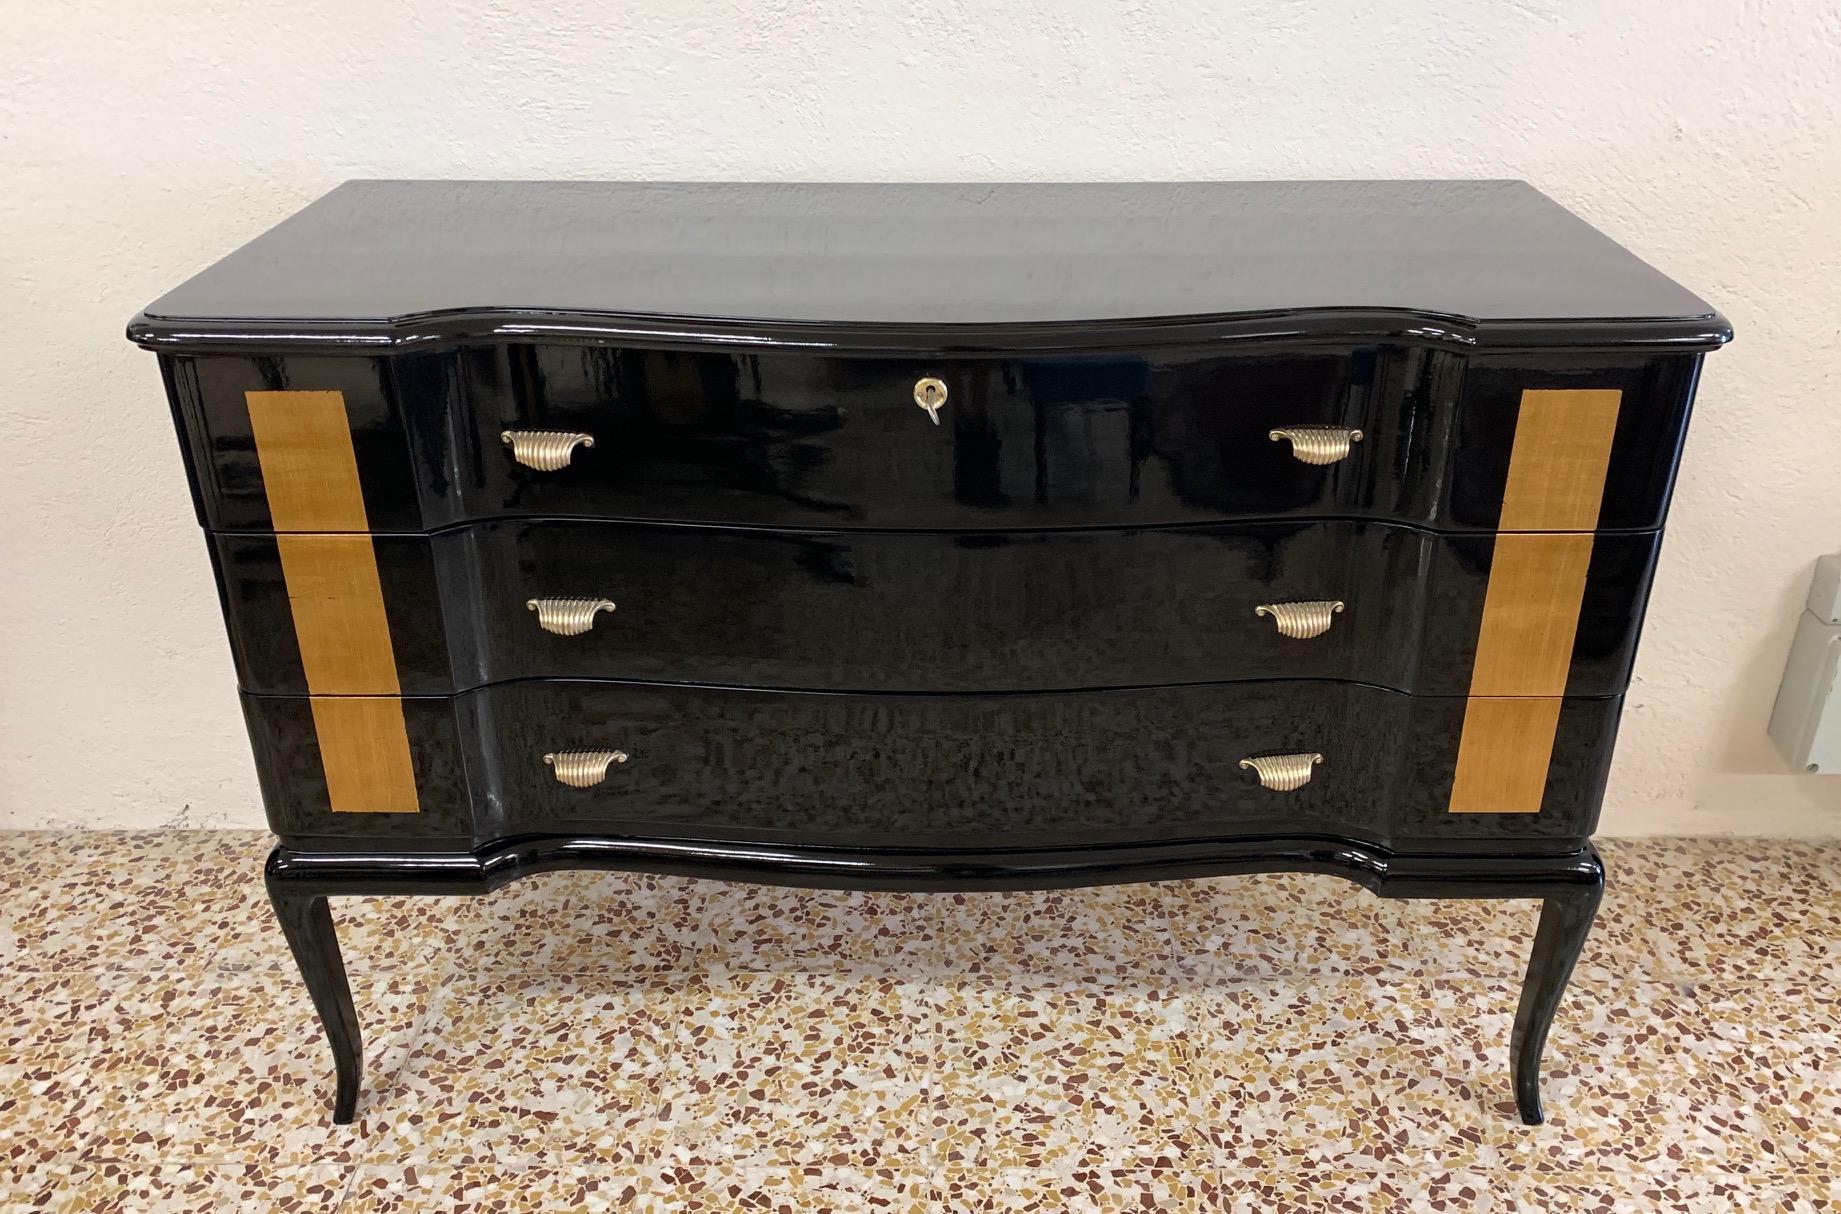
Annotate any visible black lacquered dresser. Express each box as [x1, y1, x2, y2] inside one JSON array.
[[131, 180, 1728, 1127]]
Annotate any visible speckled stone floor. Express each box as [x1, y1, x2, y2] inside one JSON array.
[[0, 832, 1837, 1212]]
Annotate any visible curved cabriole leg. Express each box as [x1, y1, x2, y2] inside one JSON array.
[[266, 864, 363, 1124], [1510, 866, 1605, 1125]]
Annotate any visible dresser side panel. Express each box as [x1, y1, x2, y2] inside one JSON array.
[[240, 694, 474, 841], [157, 355, 218, 529], [1445, 352, 1701, 532], [1396, 694, 1619, 845], [210, 533, 454, 695], [159, 354, 424, 532]]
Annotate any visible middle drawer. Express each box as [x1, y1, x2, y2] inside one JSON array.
[[211, 520, 1659, 696]]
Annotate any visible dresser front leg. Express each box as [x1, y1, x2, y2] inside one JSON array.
[[265, 870, 363, 1124], [1510, 865, 1604, 1125]]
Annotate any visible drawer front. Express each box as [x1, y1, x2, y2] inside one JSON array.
[[436, 343, 1414, 530], [211, 521, 1661, 696], [238, 682, 1619, 848], [166, 344, 1700, 533]]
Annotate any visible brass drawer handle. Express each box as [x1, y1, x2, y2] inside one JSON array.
[[914, 377, 948, 425], [1239, 752, 1323, 791], [544, 749, 628, 788], [1255, 600, 1345, 640], [527, 597, 616, 636], [501, 429, 594, 471], [1268, 425, 1363, 466]]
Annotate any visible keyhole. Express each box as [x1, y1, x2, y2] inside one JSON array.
[[914, 377, 948, 424]]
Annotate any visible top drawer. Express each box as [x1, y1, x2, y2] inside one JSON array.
[[161, 343, 1702, 533]]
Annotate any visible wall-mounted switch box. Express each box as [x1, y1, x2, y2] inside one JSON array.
[[1769, 554, 1841, 773]]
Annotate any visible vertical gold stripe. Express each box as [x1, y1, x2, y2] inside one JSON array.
[[246, 390, 371, 532], [1448, 387, 1622, 814], [1497, 388, 1622, 531], [310, 697, 420, 814], [1467, 534, 1595, 697], [274, 535, 401, 695], [248, 389, 416, 814], [1448, 697, 1564, 814]]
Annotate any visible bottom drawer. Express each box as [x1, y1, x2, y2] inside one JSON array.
[[241, 681, 1621, 851]]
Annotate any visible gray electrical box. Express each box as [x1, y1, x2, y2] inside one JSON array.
[[1768, 554, 1841, 773]]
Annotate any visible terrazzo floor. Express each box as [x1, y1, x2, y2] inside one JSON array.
[[0, 832, 1837, 1211]]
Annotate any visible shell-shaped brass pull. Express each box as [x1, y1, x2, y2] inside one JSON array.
[[1268, 426, 1363, 466], [544, 749, 628, 788], [501, 429, 595, 471], [1255, 600, 1345, 640], [1239, 752, 1324, 792], [527, 597, 617, 637]]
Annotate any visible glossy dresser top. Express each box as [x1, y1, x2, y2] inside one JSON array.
[[130, 179, 1727, 351]]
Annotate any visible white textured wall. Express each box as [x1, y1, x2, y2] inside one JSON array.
[[2, 1, 1838, 833]]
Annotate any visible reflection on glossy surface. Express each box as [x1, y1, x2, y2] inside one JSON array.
[[211, 521, 1662, 697], [131, 181, 1724, 348], [240, 681, 1620, 850], [166, 344, 1703, 533], [450, 343, 1388, 530]]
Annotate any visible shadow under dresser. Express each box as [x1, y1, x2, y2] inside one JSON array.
[[130, 179, 1729, 1127]]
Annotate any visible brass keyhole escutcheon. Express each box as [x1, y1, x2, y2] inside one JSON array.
[[914, 377, 948, 425]]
